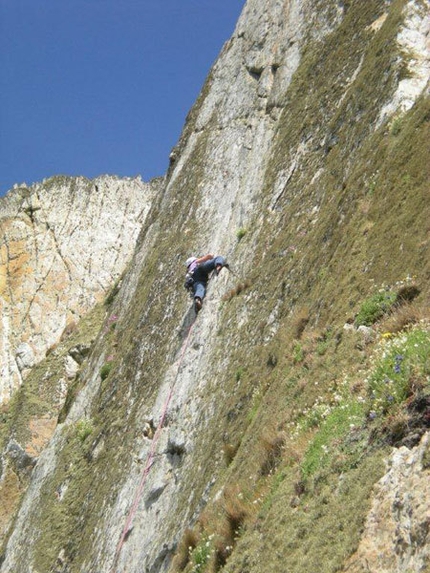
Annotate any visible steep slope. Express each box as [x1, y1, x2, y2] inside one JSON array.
[[1, 1, 429, 573], [0, 175, 157, 403]]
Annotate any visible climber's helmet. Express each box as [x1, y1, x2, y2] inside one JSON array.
[[186, 257, 197, 269]]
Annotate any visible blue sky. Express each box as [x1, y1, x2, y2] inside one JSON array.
[[0, 1, 245, 196]]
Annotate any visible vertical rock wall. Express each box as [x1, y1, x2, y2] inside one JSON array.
[[0, 175, 158, 403]]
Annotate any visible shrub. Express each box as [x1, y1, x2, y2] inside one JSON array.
[[316, 328, 333, 356], [390, 117, 403, 136], [292, 342, 304, 364], [355, 290, 397, 326], [76, 418, 94, 443], [100, 362, 112, 381], [104, 282, 120, 306], [236, 228, 247, 241], [235, 367, 244, 382]]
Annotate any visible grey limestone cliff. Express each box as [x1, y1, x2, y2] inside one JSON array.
[[0, 175, 158, 403]]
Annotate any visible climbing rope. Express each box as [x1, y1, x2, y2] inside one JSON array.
[[110, 318, 197, 573]]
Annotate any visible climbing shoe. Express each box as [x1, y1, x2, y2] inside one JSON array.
[[194, 297, 202, 312]]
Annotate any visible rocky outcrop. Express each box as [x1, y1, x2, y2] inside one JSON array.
[[378, 0, 430, 122], [346, 432, 430, 573], [0, 175, 158, 403]]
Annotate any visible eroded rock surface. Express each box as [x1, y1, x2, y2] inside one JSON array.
[[0, 175, 157, 402], [346, 433, 430, 573]]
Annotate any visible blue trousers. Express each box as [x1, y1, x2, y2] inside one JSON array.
[[193, 281, 207, 300], [192, 256, 225, 300]]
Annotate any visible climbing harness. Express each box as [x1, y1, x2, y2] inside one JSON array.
[[110, 319, 196, 573], [184, 258, 202, 294], [184, 271, 195, 292]]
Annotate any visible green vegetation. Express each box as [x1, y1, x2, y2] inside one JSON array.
[[292, 342, 304, 364], [301, 399, 366, 478], [100, 362, 113, 381], [368, 327, 430, 415], [75, 418, 94, 443], [191, 536, 213, 572], [172, 292, 428, 572], [104, 279, 121, 307], [355, 290, 397, 326], [0, 304, 105, 449], [295, 321, 429, 484], [235, 367, 244, 382], [390, 116, 403, 136], [236, 228, 247, 241]]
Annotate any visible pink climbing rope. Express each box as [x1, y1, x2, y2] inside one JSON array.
[[110, 320, 196, 573]]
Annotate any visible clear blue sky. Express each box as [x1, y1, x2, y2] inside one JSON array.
[[0, 0, 245, 196]]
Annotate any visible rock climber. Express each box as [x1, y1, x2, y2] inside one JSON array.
[[184, 254, 227, 312]]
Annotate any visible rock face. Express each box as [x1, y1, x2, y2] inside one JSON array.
[[346, 433, 430, 573], [0, 175, 157, 403], [1, 1, 429, 573]]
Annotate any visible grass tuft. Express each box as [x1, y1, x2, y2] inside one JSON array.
[[291, 308, 310, 340], [171, 528, 199, 571], [100, 362, 112, 381], [236, 228, 247, 241], [222, 281, 252, 302], [259, 434, 285, 476], [222, 486, 249, 546], [223, 442, 240, 466]]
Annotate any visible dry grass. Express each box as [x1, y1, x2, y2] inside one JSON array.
[[171, 528, 199, 571], [358, 198, 372, 215], [222, 485, 249, 547], [259, 433, 286, 476], [60, 321, 78, 341], [211, 537, 232, 571], [222, 442, 239, 466], [381, 302, 424, 334], [282, 441, 305, 467], [172, 484, 252, 572], [378, 407, 410, 446], [0, 469, 22, 546], [291, 307, 310, 340], [222, 280, 252, 302], [396, 284, 421, 304]]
